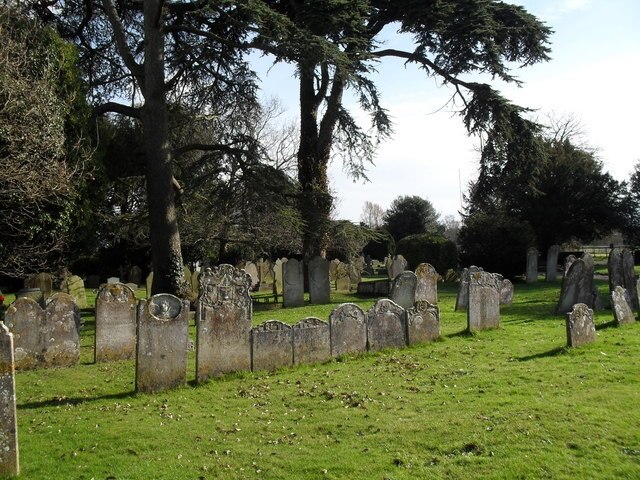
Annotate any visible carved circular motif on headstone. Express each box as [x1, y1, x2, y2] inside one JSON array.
[[148, 294, 182, 320]]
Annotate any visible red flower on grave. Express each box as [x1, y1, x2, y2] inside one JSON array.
[[0, 295, 4, 304]]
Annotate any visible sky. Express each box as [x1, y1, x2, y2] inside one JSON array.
[[252, 0, 640, 223]]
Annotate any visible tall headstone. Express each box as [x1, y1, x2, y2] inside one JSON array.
[[145, 272, 153, 298], [273, 258, 285, 296], [251, 321, 293, 371], [455, 266, 483, 311], [500, 279, 514, 305], [406, 301, 440, 345], [3, 297, 43, 370], [545, 245, 560, 282], [415, 263, 438, 304], [608, 248, 639, 310], [309, 256, 330, 304], [95, 283, 137, 363], [0, 324, 19, 476], [467, 271, 501, 332], [329, 303, 367, 357], [611, 286, 635, 326], [243, 262, 259, 290], [42, 293, 81, 367], [292, 318, 331, 365], [136, 294, 189, 393], [389, 271, 418, 310], [329, 259, 340, 286], [127, 265, 143, 286], [566, 303, 596, 347], [283, 259, 304, 308], [555, 254, 595, 314], [256, 258, 274, 292], [366, 299, 406, 352], [196, 265, 252, 382], [526, 247, 538, 283], [335, 262, 351, 292], [563, 255, 577, 276], [60, 274, 87, 309], [387, 255, 408, 280], [190, 270, 200, 298]]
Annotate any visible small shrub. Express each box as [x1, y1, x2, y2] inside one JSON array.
[[395, 234, 458, 274]]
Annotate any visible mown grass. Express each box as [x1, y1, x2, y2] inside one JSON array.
[[5, 278, 640, 479]]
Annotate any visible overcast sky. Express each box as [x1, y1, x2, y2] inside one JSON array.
[[252, 0, 640, 222]]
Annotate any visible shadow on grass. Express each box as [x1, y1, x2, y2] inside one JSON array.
[[596, 320, 618, 331], [516, 346, 567, 362], [18, 390, 135, 410], [446, 329, 474, 339]]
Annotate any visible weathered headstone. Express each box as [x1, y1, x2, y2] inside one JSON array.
[[467, 271, 501, 332], [526, 247, 538, 283], [42, 293, 81, 367], [366, 299, 406, 352], [95, 283, 137, 363], [243, 262, 259, 290], [25, 272, 53, 299], [309, 256, 330, 304], [500, 279, 514, 305], [406, 301, 440, 345], [611, 286, 635, 326], [0, 324, 19, 476], [136, 294, 189, 393], [455, 266, 483, 311], [127, 265, 143, 286], [196, 265, 252, 382], [3, 297, 43, 370], [563, 254, 577, 276], [329, 303, 367, 357], [329, 259, 340, 285], [555, 254, 595, 314], [283, 258, 304, 308], [145, 272, 153, 298], [608, 248, 639, 310], [545, 245, 560, 282], [60, 274, 87, 309], [356, 281, 375, 295], [292, 317, 331, 365], [415, 263, 438, 304], [273, 258, 285, 296], [14, 287, 44, 308], [348, 262, 362, 285], [389, 271, 417, 310], [125, 282, 138, 293], [251, 320, 293, 371], [107, 277, 120, 284], [566, 303, 596, 347], [191, 270, 200, 298], [256, 258, 274, 292], [335, 262, 351, 292], [373, 279, 390, 295], [183, 265, 192, 286], [387, 255, 408, 280]]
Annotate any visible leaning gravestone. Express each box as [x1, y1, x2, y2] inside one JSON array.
[[608, 248, 639, 310], [243, 262, 259, 290], [283, 258, 304, 308], [60, 274, 87, 309], [526, 247, 538, 283], [366, 299, 406, 352], [467, 271, 501, 332], [196, 265, 252, 382], [406, 301, 440, 345], [500, 279, 514, 305], [611, 286, 635, 326], [136, 294, 189, 393], [546, 245, 560, 282], [292, 317, 331, 365], [0, 324, 19, 477], [309, 256, 330, 304], [95, 283, 137, 363], [335, 262, 351, 292], [555, 254, 595, 314], [415, 263, 438, 304], [389, 271, 418, 310], [563, 254, 577, 276], [455, 266, 483, 311], [329, 303, 367, 357], [3, 297, 43, 370], [251, 320, 293, 371], [128, 265, 143, 286], [566, 303, 596, 347]]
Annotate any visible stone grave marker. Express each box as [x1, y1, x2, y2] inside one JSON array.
[[292, 317, 331, 365], [566, 303, 596, 347], [526, 247, 538, 283], [273, 258, 285, 296], [243, 262, 259, 290], [500, 278, 514, 305], [257, 258, 274, 292], [329, 259, 340, 285], [329, 303, 367, 357], [356, 281, 375, 295], [467, 271, 501, 332], [455, 266, 483, 311], [191, 270, 200, 298], [608, 248, 639, 310], [60, 274, 87, 309], [366, 299, 406, 352], [389, 271, 417, 310], [309, 256, 330, 304], [546, 245, 560, 282], [0, 323, 19, 477], [555, 254, 595, 314], [25, 272, 53, 299], [3, 297, 43, 370], [406, 301, 440, 345], [128, 265, 143, 286], [145, 272, 153, 298], [283, 258, 304, 308], [415, 263, 438, 304], [373, 279, 390, 295], [563, 254, 577, 275], [251, 320, 293, 371], [125, 282, 138, 293], [42, 293, 81, 367], [107, 277, 120, 284], [387, 255, 408, 280], [611, 286, 635, 326], [196, 265, 252, 382], [136, 294, 189, 393], [95, 283, 137, 363], [335, 262, 351, 292]]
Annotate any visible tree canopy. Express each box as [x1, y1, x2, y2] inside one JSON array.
[[383, 195, 441, 242]]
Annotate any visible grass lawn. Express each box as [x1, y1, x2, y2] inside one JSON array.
[[6, 278, 640, 479]]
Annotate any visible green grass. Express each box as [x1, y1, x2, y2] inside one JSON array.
[[6, 280, 640, 479]]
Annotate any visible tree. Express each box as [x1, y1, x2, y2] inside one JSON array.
[[622, 161, 640, 246], [383, 195, 440, 242], [360, 201, 384, 229], [441, 215, 461, 244]]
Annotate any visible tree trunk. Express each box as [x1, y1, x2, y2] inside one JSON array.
[[143, 1, 184, 296]]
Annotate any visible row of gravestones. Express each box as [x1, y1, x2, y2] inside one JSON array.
[[526, 245, 562, 283]]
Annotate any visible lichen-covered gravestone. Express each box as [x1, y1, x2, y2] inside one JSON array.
[[467, 271, 501, 332], [251, 320, 293, 371], [273, 258, 285, 296], [387, 255, 408, 280], [60, 274, 87, 309], [415, 263, 438, 304], [95, 283, 137, 363], [136, 294, 190, 393], [389, 271, 417, 310], [243, 262, 259, 290], [329, 303, 367, 357], [3, 297, 43, 370], [329, 259, 340, 285], [526, 247, 538, 283], [566, 303, 596, 347], [309, 257, 330, 304], [608, 248, 639, 311], [42, 293, 81, 367], [283, 259, 304, 308], [500, 279, 514, 305], [256, 258, 274, 292], [366, 299, 406, 352], [128, 265, 143, 286], [335, 262, 351, 292], [292, 318, 331, 365], [555, 254, 595, 314], [0, 323, 19, 477], [546, 245, 560, 282], [455, 266, 483, 311], [611, 286, 635, 326], [406, 301, 440, 345], [196, 265, 252, 383]]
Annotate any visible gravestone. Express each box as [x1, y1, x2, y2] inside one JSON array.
[[366, 299, 406, 352], [309, 256, 331, 304], [107, 277, 120, 284], [25, 272, 53, 299], [251, 320, 293, 371], [467, 271, 501, 332], [406, 301, 440, 345], [292, 317, 331, 365], [42, 293, 81, 367], [256, 258, 274, 292], [563, 255, 577, 276], [608, 248, 639, 310], [85, 274, 101, 289], [273, 258, 285, 296], [555, 254, 595, 314], [95, 283, 137, 363], [387, 255, 408, 280], [3, 297, 43, 370], [335, 262, 351, 292], [356, 281, 375, 295], [60, 274, 87, 309], [373, 279, 390, 295], [455, 266, 483, 311], [136, 294, 189, 393], [283, 258, 304, 308], [546, 245, 560, 282], [183, 265, 192, 286], [348, 263, 362, 285], [329, 259, 340, 285], [191, 270, 200, 298], [0, 324, 19, 477], [125, 282, 138, 293], [415, 263, 438, 304], [243, 262, 259, 290], [389, 271, 418, 310], [329, 303, 367, 357], [611, 286, 635, 326], [196, 265, 252, 382], [500, 279, 514, 305], [145, 272, 153, 298], [128, 265, 143, 286], [566, 303, 596, 347], [526, 247, 538, 283]]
